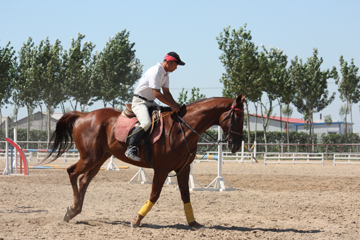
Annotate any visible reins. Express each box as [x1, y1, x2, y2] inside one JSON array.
[[168, 113, 225, 178], [169, 105, 244, 177]]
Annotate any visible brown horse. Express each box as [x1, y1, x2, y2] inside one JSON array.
[[45, 94, 245, 229]]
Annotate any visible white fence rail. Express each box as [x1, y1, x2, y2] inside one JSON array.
[[333, 153, 360, 166], [26, 151, 80, 162], [264, 153, 324, 166], [194, 151, 255, 164], [194, 141, 256, 164]]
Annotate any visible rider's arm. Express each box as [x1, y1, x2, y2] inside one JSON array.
[[153, 88, 180, 113]]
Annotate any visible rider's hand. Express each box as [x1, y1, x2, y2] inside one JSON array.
[[171, 104, 180, 113]]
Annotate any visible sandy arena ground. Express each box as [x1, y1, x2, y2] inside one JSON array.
[[0, 158, 359, 240]]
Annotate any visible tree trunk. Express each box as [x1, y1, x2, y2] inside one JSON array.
[[0, 109, 2, 143], [254, 102, 258, 143], [260, 101, 267, 153], [308, 108, 313, 145], [40, 105, 43, 132], [279, 100, 283, 142], [286, 103, 290, 152]]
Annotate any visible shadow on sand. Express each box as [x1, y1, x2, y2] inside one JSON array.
[[210, 225, 321, 234], [75, 219, 321, 233]]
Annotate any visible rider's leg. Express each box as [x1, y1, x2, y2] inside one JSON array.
[[125, 97, 152, 162], [125, 126, 145, 161]]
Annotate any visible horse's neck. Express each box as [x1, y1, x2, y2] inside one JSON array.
[[185, 100, 232, 134]]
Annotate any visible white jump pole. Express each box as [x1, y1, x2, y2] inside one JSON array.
[[241, 140, 245, 162], [188, 162, 204, 191], [165, 174, 177, 185], [205, 126, 234, 191], [129, 167, 152, 184], [13, 128, 18, 174], [3, 118, 10, 175], [105, 155, 120, 171], [174, 161, 204, 191], [254, 141, 257, 160]]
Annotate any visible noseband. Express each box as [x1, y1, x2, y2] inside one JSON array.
[[219, 105, 244, 139]]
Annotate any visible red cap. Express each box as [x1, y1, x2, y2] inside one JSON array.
[[164, 52, 185, 65]]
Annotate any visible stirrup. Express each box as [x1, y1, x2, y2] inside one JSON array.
[[125, 147, 141, 162]]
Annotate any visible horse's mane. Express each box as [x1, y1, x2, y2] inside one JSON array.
[[186, 97, 228, 107], [160, 97, 231, 114]]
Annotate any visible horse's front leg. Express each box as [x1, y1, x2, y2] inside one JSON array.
[[131, 171, 168, 227], [176, 164, 205, 230]]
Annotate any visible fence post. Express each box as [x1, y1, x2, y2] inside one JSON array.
[[264, 153, 267, 165], [296, 142, 299, 153], [307, 153, 309, 165], [241, 141, 244, 162], [326, 145, 328, 161], [254, 141, 257, 160], [292, 153, 295, 165]]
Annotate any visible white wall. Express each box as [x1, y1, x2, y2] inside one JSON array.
[[248, 116, 296, 132]]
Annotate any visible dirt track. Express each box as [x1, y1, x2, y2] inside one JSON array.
[[0, 159, 359, 239]]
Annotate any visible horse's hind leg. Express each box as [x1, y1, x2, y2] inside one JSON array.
[[64, 153, 111, 221], [176, 165, 205, 230], [131, 171, 168, 227]]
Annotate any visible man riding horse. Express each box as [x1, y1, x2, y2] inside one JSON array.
[[125, 51, 184, 161]]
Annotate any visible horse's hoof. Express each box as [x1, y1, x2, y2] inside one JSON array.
[[131, 222, 141, 228], [189, 222, 206, 230], [63, 206, 75, 222]]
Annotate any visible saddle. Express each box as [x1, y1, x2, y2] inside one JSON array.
[[114, 104, 163, 144], [122, 103, 161, 137]]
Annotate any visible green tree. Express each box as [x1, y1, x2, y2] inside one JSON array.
[[177, 87, 206, 105], [335, 56, 359, 141], [33, 38, 67, 142], [324, 114, 332, 135], [10, 105, 18, 130], [93, 30, 142, 108], [279, 67, 294, 147], [0, 41, 16, 138], [289, 48, 337, 143], [339, 104, 350, 133], [63, 33, 96, 112], [259, 45, 288, 150], [14, 37, 41, 145], [217, 24, 263, 144]]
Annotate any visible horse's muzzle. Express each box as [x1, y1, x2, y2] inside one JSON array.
[[228, 138, 242, 153]]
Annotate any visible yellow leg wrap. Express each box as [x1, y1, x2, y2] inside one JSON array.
[[138, 200, 155, 217], [184, 202, 195, 223]]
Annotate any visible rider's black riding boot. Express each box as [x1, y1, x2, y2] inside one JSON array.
[[125, 126, 145, 162]]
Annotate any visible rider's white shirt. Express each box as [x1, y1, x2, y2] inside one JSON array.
[[134, 63, 170, 101]]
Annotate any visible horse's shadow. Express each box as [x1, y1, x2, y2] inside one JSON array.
[[210, 225, 321, 234], [77, 220, 321, 233]]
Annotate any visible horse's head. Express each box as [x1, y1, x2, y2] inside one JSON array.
[[219, 94, 246, 153]]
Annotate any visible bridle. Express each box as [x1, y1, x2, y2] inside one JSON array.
[[219, 105, 244, 139]]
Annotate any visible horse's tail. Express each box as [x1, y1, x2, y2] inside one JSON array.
[[44, 111, 84, 162]]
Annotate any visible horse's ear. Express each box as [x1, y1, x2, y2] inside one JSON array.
[[236, 94, 246, 104], [241, 95, 246, 103]]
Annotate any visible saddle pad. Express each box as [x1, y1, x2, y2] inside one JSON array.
[[114, 114, 163, 144]]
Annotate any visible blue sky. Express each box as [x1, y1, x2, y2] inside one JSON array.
[[1, 0, 360, 132]]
